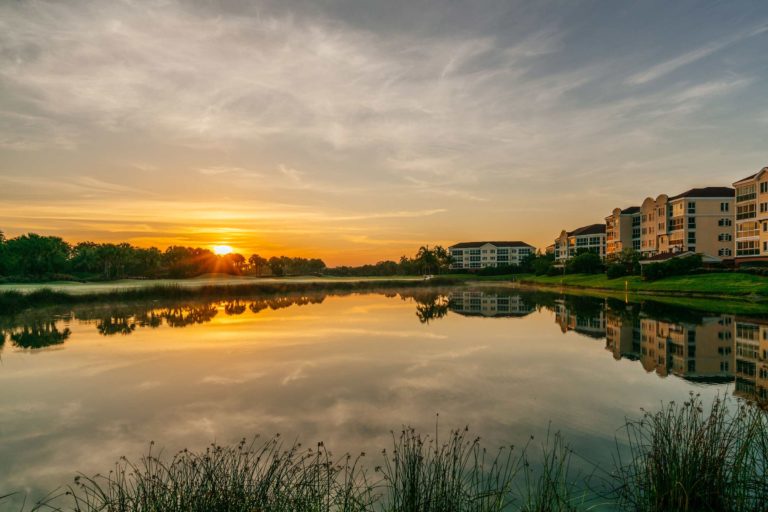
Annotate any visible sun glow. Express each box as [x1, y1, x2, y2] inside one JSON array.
[[212, 245, 233, 255]]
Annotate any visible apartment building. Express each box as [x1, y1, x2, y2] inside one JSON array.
[[636, 188, 734, 259], [553, 224, 606, 262], [605, 206, 640, 258], [448, 291, 535, 318], [448, 241, 535, 270], [733, 167, 768, 264]]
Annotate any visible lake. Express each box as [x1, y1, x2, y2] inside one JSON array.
[[1, 286, 765, 509]]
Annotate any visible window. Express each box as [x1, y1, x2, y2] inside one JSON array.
[[721, 202, 730, 212], [687, 232, 696, 245], [719, 233, 732, 242], [737, 184, 757, 202], [761, 203, 768, 213], [737, 203, 757, 220], [719, 248, 733, 257], [737, 240, 760, 256], [688, 217, 696, 229], [719, 218, 732, 227], [687, 201, 696, 214], [761, 182, 768, 194]]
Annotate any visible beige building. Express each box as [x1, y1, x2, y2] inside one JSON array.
[[733, 167, 768, 264], [605, 206, 640, 258], [448, 241, 535, 270], [637, 187, 734, 259], [553, 224, 606, 262], [448, 291, 535, 318]]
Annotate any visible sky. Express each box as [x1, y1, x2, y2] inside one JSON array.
[[1, 0, 767, 265]]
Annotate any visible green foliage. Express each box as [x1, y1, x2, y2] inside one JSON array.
[[643, 255, 703, 281], [0, 232, 326, 281], [565, 252, 603, 275], [531, 254, 556, 276], [606, 249, 640, 279]]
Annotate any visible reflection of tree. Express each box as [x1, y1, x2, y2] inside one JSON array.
[[224, 301, 247, 316], [247, 295, 326, 314], [97, 316, 137, 336], [162, 305, 218, 327], [412, 293, 450, 324], [8, 321, 71, 349]]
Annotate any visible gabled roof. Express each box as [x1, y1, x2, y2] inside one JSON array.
[[734, 166, 768, 185], [668, 187, 734, 200], [449, 241, 535, 249], [568, 224, 606, 237]]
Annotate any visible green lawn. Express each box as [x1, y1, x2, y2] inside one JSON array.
[[518, 272, 768, 297]]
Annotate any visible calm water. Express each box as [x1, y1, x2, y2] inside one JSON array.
[[1, 287, 766, 507]]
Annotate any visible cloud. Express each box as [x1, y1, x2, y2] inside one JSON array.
[[626, 24, 768, 85]]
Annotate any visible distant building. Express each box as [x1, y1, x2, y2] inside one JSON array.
[[553, 224, 606, 262], [605, 206, 640, 259], [636, 187, 735, 260], [448, 241, 535, 270], [733, 167, 768, 264]]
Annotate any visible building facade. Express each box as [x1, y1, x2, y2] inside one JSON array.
[[554, 224, 606, 262], [666, 187, 735, 258], [634, 188, 734, 259], [733, 167, 768, 264], [605, 206, 640, 259], [448, 241, 535, 270]]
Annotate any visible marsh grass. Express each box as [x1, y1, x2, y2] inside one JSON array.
[[8, 427, 584, 512], [612, 393, 768, 512], [5, 397, 768, 512]]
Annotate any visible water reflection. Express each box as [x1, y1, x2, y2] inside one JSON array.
[[1, 289, 767, 404]]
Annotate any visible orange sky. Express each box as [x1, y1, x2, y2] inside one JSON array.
[[1, 1, 766, 265]]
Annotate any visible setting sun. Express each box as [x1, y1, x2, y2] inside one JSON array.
[[212, 245, 233, 255]]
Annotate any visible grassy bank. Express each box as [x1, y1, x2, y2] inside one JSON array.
[[4, 395, 766, 512], [518, 272, 768, 299], [0, 278, 463, 315]]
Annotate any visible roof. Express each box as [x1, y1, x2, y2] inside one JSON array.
[[640, 251, 694, 263], [621, 206, 640, 214], [668, 187, 734, 200], [449, 241, 535, 249], [734, 166, 768, 185], [567, 224, 606, 237]]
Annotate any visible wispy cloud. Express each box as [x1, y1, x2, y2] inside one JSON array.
[[626, 24, 768, 85]]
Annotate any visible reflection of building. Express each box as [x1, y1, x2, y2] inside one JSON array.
[[553, 224, 606, 262], [448, 291, 535, 317], [606, 309, 734, 382], [605, 308, 641, 361], [448, 241, 535, 270], [733, 319, 768, 402], [554, 300, 606, 338]]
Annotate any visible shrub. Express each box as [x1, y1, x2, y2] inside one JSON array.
[[642, 255, 702, 281], [606, 263, 628, 280], [565, 252, 603, 275]]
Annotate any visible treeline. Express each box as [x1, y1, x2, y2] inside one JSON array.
[[0, 232, 325, 281], [325, 245, 453, 276]]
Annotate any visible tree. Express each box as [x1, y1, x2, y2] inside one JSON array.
[[566, 252, 603, 274], [248, 254, 268, 276], [268, 256, 285, 276], [415, 245, 438, 275], [4, 233, 71, 276]]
